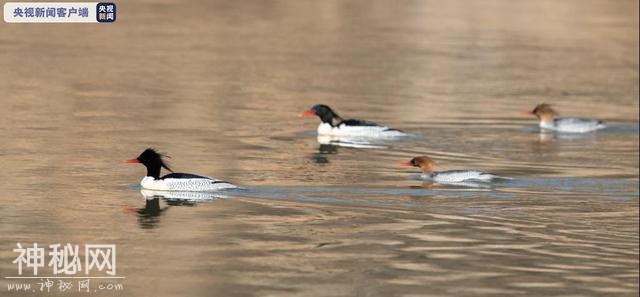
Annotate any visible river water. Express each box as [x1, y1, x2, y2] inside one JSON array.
[[0, 0, 638, 296]]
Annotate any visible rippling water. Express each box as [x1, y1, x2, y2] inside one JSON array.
[[1, 0, 638, 296]]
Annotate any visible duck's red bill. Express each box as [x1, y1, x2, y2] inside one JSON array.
[[123, 207, 138, 214], [400, 161, 413, 167], [299, 110, 315, 117], [520, 111, 535, 115], [124, 159, 140, 164]]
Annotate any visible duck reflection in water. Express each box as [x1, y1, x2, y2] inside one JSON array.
[[310, 143, 338, 164], [124, 197, 168, 229], [126, 190, 230, 229], [310, 135, 388, 164], [316, 135, 388, 149]]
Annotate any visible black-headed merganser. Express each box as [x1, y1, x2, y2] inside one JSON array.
[[125, 148, 236, 191], [400, 156, 504, 183], [299, 104, 406, 137], [522, 103, 606, 133]]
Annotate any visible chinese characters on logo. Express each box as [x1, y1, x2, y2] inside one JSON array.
[[12, 243, 116, 276], [97, 2, 116, 23], [4, 2, 117, 23], [12, 6, 90, 19]]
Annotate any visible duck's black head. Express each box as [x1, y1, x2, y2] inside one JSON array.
[[125, 148, 172, 179], [299, 104, 343, 125]]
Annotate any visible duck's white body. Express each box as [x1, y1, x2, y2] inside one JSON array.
[[140, 189, 229, 200], [140, 176, 237, 192], [317, 123, 406, 137], [540, 118, 605, 133], [422, 170, 500, 183]]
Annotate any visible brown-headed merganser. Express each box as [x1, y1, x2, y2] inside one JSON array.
[[521, 103, 606, 133], [125, 148, 236, 191], [299, 104, 406, 137], [400, 156, 505, 183]]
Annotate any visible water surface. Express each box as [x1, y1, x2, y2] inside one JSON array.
[[0, 0, 638, 296]]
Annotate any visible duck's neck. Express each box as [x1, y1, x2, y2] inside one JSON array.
[[421, 172, 434, 179], [538, 113, 555, 126], [539, 119, 556, 129], [145, 165, 162, 179], [319, 114, 335, 126], [319, 112, 344, 126]]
